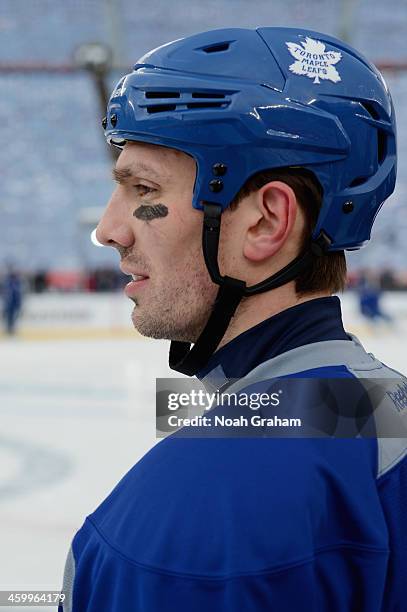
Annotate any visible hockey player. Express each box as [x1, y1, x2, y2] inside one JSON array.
[[60, 28, 407, 611], [2, 267, 23, 336], [358, 271, 393, 326]]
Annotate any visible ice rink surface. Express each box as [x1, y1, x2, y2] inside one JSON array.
[[0, 292, 406, 610]]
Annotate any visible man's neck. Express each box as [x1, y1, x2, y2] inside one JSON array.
[[218, 285, 331, 349]]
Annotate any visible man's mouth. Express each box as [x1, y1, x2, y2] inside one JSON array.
[[120, 264, 149, 297], [124, 273, 150, 298]]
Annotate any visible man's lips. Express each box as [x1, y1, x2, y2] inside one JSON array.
[[124, 276, 149, 297], [121, 265, 150, 297], [120, 265, 149, 280], [129, 273, 149, 281]]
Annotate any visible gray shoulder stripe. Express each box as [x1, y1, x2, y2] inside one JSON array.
[[377, 438, 407, 478], [225, 335, 378, 395], [201, 364, 229, 393], [219, 334, 407, 479], [345, 355, 407, 477], [61, 546, 75, 612]]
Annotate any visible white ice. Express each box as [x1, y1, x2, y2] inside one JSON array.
[[0, 292, 405, 611]]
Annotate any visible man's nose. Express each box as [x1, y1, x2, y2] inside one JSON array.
[[95, 194, 134, 249]]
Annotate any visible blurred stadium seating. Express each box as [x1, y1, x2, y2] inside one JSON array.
[[0, 0, 406, 276]]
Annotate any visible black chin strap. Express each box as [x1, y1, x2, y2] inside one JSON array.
[[169, 203, 331, 376]]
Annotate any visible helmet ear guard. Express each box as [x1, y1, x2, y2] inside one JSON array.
[[308, 96, 396, 249], [104, 27, 397, 375]]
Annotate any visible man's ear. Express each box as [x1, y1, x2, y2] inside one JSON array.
[[243, 181, 298, 263]]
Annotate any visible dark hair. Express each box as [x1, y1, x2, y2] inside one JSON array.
[[229, 167, 346, 295]]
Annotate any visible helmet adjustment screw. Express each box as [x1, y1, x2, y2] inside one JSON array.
[[212, 163, 227, 176], [342, 201, 354, 214], [101, 116, 107, 130], [110, 113, 118, 127], [209, 179, 224, 193]]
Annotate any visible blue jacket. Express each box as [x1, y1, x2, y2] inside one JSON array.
[[60, 297, 407, 611]]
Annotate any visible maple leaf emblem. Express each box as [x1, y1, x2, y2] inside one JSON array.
[[286, 36, 342, 84]]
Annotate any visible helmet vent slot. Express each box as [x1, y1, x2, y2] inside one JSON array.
[[186, 102, 226, 109], [378, 130, 387, 164], [145, 91, 180, 99], [349, 176, 368, 188], [202, 42, 231, 54], [359, 102, 387, 165], [143, 90, 231, 113], [361, 101, 381, 120], [192, 92, 225, 99], [147, 104, 177, 114]]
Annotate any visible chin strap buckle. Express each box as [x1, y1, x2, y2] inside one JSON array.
[[221, 275, 246, 295], [311, 231, 332, 257], [203, 203, 222, 231]]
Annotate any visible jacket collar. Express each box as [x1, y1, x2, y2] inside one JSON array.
[[197, 296, 349, 388]]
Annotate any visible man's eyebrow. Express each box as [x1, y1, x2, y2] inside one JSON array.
[[112, 164, 166, 183]]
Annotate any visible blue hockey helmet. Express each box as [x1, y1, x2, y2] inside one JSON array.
[[103, 27, 397, 374]]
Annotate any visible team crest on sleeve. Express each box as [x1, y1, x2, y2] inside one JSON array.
[[286, 37, 342, 84]]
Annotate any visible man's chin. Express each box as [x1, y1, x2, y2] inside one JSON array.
[[130, 308, 199, 343]]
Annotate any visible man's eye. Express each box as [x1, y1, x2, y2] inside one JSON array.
[[133, 184, 155, 196]]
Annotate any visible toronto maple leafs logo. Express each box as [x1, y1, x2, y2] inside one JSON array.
[[286, 37, 342, 84]]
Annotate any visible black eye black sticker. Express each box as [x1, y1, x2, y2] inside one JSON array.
[[133, 204, 169, 221]]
